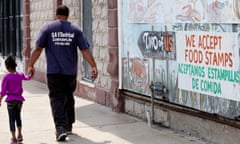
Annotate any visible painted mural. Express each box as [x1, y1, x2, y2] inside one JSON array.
[[128, 0, 240, 24], [120, 0, 240, 119]]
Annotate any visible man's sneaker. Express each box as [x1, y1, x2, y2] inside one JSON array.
[[66, 130, 72, 135], [56, 127, 67, 141], [66, 125, 72, 135]]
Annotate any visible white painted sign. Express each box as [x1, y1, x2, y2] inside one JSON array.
[[176, 31, 240, 101]]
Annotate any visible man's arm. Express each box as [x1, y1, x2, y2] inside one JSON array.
[[81, 49, 98, 79], [27, 46, 43, 76], [0, 96, 2, 106]]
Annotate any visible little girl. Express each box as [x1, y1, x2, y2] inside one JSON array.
[[0, 56, 31, 144]]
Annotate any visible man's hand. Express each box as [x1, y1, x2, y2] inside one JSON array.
[[27, 66, 35, 77], [81, 49, 98, 80], [91, 67, 98, 80], [27, 46, 43, 77]]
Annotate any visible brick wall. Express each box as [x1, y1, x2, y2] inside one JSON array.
[[29, 0, 54, 82], [62, 0, 81, 26], [28, 0, 115, 106], [92, 0, 111, 90], [27, 0, 123, 110], [73, 0, 113, 107], [62, 0, 111, 91]]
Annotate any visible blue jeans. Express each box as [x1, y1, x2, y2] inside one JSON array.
[[47, 74, 76, 130], [7, 100, 23, 131]]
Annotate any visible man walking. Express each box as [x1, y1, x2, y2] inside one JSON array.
[[27, 5, 98, 141]]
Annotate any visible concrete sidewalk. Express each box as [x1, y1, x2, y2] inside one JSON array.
[[0, 78, 209, 144]]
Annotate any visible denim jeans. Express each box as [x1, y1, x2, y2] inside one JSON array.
[[47, 74, 76, 130], [7, 100, 23, 131]]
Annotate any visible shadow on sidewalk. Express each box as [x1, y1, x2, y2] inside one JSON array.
[[66, 133, 112, 144], [74, 100, 142, 144]]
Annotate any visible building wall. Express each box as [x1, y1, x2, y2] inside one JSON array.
[[27, 0, 122, 109], [62, 0, 111, 91], [29, 0, 54, 82], [72, 0, 114, 107], [19, 0, 240, 143], [119, 0, 240, 143], [123, 93, 240, 144], [91, 0, 111, 90]]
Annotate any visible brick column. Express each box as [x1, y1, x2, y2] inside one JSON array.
[[107, 0, 124, 112], [53, 0, 62, 18], [22, 0, 31, 73]]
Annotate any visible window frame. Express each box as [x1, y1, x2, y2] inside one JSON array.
[[0, 0, 22, 59], [80, 0, 94, 83]]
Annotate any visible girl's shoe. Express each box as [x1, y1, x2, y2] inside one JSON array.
[[17, 135, 23, 142], [10, 138, 17, 144]]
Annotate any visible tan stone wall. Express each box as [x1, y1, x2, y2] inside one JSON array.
[[30, 0, 54, 73], [91, 0, 110, 90], [62, 0, 81, 26], [63, 0, 110, 91]]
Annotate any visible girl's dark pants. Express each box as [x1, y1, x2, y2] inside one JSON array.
[[7, 100, 23, 131], [47, 74, 76, 131]]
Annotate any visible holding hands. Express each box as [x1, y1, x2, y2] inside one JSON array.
[[27, 66, 35, 77]]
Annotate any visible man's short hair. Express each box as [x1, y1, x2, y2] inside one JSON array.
[[56, 5, 69, 17]]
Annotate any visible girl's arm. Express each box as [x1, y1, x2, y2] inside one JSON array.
[[0, 77, 7, 97], [23, 74, 31, 80], [0, 77, 7, 107], [19, 72, 31, 80]]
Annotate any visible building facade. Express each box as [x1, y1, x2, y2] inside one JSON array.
[[22, 0, 122, 112], [0, 0, 23, 71], [0, 0, 240, 144]]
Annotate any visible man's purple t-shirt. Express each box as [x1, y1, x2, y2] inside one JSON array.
[[36, 20, 89, 75], [0, 72, 31, 102]]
